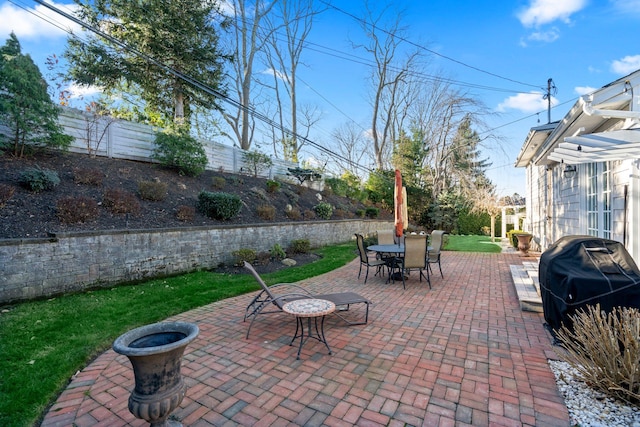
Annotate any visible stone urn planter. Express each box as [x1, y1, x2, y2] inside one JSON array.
[[515, 233, 533, 256], [113, 321, 199, 427]]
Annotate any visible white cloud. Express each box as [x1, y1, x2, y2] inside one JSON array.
[[261, 67, 288, 81], [0, 1, 80, 40], [610, 0, 640, 16], [66, 82, 102, 99], [611, 55, 640, 75], [526, 27, 560, 43], [497, 92, 556, 113], [517, 0, 587, 27], [574, 86, 596, 96]]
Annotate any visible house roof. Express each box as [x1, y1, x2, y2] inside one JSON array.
[[515, 69, 640, 167], [514, 122, 558, 167]]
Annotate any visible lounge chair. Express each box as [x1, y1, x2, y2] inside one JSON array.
[[243, 261, 371, 339]]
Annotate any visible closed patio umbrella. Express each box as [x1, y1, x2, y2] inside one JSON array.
[[394, 170, 405, 238]]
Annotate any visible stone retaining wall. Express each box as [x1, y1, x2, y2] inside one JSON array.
[[0, 219, 392, 304]]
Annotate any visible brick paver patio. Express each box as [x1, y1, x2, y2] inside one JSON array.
[[41, 251, 569, 426]]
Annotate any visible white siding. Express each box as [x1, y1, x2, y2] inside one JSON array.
[[525, 159, 639, 261]]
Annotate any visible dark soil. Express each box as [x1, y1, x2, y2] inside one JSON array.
[[0, 150, 391, 270], [214, 252, 323, 275]]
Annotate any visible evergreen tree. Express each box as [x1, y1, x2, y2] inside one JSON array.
[[448, 115, 493, 196], [0, 33, 72, 157], [392, 128, 427, 189], [65, 0, 231, 127]]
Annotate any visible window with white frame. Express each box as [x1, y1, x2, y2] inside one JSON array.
[[586, 162, 611, 238]]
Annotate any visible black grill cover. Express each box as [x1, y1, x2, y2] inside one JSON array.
[[539, 235, 640, 331]]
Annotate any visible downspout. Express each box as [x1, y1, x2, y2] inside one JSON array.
[[624, 184, 628, 247], [544, 166, 551, 248]]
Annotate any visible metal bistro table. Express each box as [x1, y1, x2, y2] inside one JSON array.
[[282, 298, 336, 360]]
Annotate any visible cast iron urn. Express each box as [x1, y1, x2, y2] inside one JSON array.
[[113, 321, 199, 427]]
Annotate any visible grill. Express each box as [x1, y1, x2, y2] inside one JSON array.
[[539, 235, 640, 332]]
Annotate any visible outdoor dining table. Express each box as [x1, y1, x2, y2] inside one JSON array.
[[367, 244, 404, 283], [367, 243, 433, 283], [366, 244, 405, 254], [367, 244, 433, 254]]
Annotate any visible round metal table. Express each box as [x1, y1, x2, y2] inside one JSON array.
[[282, 298, 336, 360]]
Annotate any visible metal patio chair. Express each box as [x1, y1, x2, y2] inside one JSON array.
[[355, 233, 387, 283], [398, 234, 430, 290], [428, 230, 447, 278]]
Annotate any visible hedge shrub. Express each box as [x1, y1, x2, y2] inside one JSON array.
[[266, 179, 280, 193], [288, 239, 310, 254], [103, 189, 141, 215], [314, 202, 333, 220], [197, 191, 242, 220], [232, 248, 256, 265], [56, 196, 99, 223], [365, 207, 379, 219], [256, 204, 276, 220], [138, 180, 168, 201], [73, 167, 104, 186], [19, 167, 60, 192], [152, 129, 207, 177]]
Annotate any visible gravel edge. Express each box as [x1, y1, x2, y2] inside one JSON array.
[[549, 360, 640, 427]]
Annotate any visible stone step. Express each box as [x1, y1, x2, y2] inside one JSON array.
[[522, 261, 540, 295], [510, 263, 543, 313]]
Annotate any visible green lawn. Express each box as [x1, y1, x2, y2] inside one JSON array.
[[0, 243, 357, 427], [443, 234, 503, 253]]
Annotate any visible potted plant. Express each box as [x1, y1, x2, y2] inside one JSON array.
[[113, 321, 199, 427]]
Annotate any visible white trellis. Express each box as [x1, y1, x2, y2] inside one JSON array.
[[501, 205, 526, 237]]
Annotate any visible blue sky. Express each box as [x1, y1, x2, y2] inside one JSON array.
[[1, 0, 640, 197]]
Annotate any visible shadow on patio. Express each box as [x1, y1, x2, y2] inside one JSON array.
[[41, 251, 569, 426]]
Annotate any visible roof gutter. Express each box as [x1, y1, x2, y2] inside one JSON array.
[[582, 100, 640, 119], [581, 83, 638, 119]]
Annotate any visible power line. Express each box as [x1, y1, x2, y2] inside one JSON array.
[[7, 0, 75, 35], [16, 0, 574, 176], [319, 0, 544, 90], [28, 0, 374, 176], [255, 16, 540, 96]]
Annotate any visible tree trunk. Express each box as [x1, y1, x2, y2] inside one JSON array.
[[174, 84, 185, 126], [490, 214, 496, 243]]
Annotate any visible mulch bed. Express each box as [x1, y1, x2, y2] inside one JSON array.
[[0, 150, 392, 239], [213, 253, 323, 274]]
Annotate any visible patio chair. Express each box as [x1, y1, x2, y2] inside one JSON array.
[[376, 229, 399, 265], [355, 233, 387, 283], [398, 234, 430, 290], [428, 230, 446, 278], [377, 229, 395, 245], [243, 261, 371, 339]]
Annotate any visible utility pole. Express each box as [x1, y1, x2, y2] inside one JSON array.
[[543, 78, 557, 124]]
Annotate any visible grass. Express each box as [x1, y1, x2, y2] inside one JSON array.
[[0, 242, 357, 427], [443, 234, 503, 253]]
